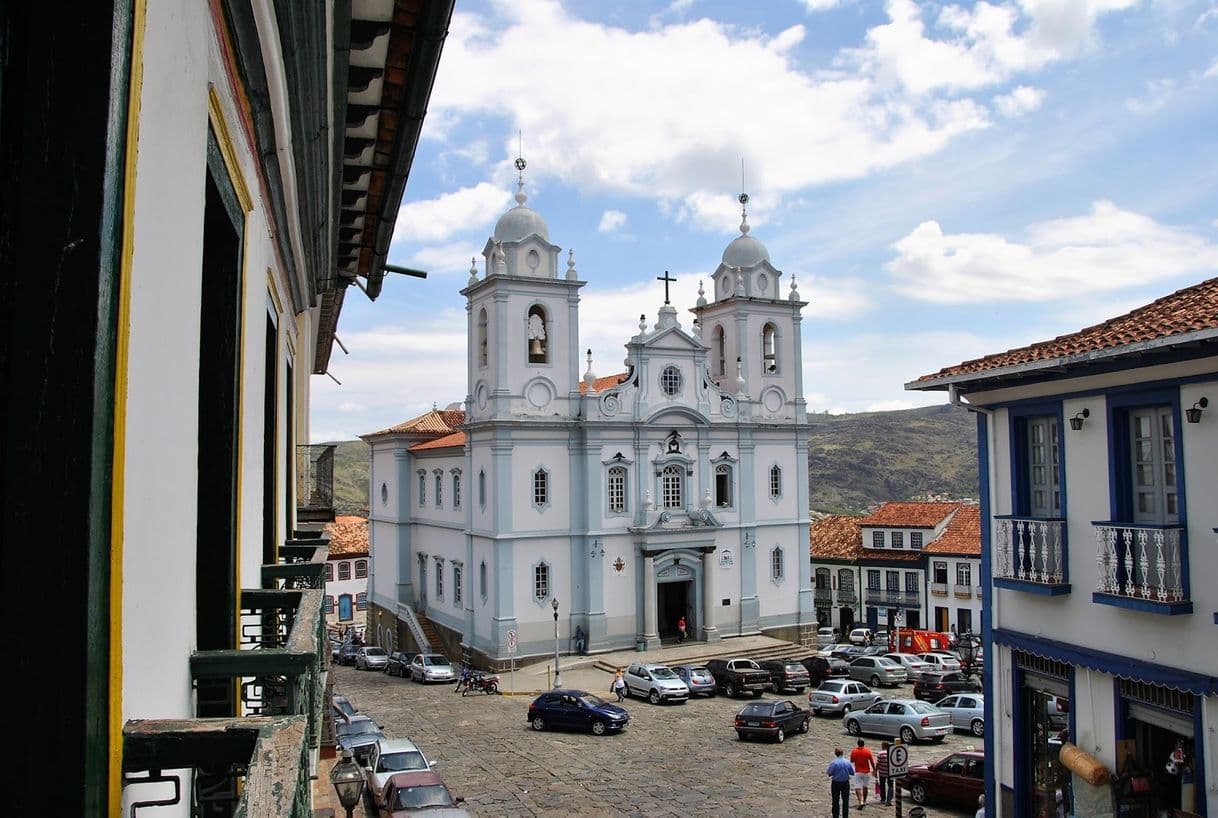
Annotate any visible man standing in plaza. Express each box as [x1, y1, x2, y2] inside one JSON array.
[[850, 738, 876, 809], [876, 741, 892, 806], [827, 747, 855, 818]]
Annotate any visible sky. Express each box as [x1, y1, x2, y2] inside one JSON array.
[[311, 0, 1218, 443]]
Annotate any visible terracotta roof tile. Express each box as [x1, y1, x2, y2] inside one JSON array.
[[580, 372, 629, 394], [810, 515, 865, 560], [324, 517, 368, 557], [924, 504, 980, 556], [857, 502, 962, 528], [409, 431, 467, 452], [369, 408, 465, 437], [912, 277, 1218, 385], [857, 549, 925, 563]]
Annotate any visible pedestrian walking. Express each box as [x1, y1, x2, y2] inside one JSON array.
[[876, 741, 893, 805], [611, 668, 627, 702], [826, 747, 855, 818], [850, 738, 876, 809], [575, 625, 587, 656], [676, 615, 687, 644]]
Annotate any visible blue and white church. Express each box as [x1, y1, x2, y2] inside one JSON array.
[[363, 166, 816, 667]]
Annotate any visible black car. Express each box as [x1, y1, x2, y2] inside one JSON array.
[[335, 714, 385, 764], [385, 651, 416, 677], [914, 671, 983, 702], [733, 699, 810, 743], [337, 642, 362, 666], [756, 659, 812, 693], [527, 690, 629, 736]]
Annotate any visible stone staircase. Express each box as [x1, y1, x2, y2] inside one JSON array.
[[413, 612, 444, 654], [589, 636, 811, 674]]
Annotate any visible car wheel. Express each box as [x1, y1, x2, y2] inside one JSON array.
[[591, 720, 607, 736], [871, 675, 881, 687], [801, 718, 810, 734], [910, 782, 928, 805], [841, 704, 852, 714], [728, 682, 739, 698], [648, 689, 661, 705], [775, 727, 785, 744], [971, 718, 984, 736], [900, 726, 916, 744], [736, 731, 747, 741], [846, 719, 861, 736], [752, 690, 763, 698], [531, 716, 546, 731]]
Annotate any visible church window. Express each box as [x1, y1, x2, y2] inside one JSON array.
[[477, 308, 488, 368], [479, 560, 487, 601], [417, 470, 426, 506], [453, 563, 463, 607], [770, 546, 785, 583], [608, 466, 627, 513], [769, 465, 782, 499], [354, 560, 367, 579], [714, 464, 733, 508], [533, 467, 550, 508], [478, 469, 486, 508], [435, 557, 444, 598], [662, 464, 684, 509], [534, 561, 550, 601], [434, 469, 443, 507], [338, 562, 351, 581], [452, 469, 462, 509], [762, 323, 778, 374], [527, 305, 548, 364], [713, 325, 726, 377], [660, 365, 682, 396]]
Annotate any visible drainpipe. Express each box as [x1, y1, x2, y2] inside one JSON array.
[[950, 383, 1000, 816]]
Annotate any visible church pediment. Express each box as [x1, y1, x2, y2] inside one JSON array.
[[638, 324, 705, 352], [634, 507, 722, 531]]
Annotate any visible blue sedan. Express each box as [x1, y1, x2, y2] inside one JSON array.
[[527, 690, 629, 736]]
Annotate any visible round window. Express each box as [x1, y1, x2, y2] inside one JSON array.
[[757, 273, 768, 292], [660, 365, 682, 396]]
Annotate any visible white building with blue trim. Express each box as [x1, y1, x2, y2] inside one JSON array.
[[908, 277, 1217, 818], [364, 174, 816, 667]]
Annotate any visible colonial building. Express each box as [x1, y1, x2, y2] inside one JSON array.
[[365, 180, 816, 666], [909, 277, 1217, 818], [1, 2, 453, 814], [325, 516, 371, 637]]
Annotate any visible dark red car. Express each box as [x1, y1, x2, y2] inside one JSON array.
[[912, 670, 982, 701], [378, 769, 468, 816], [903, 750, 985, 809]]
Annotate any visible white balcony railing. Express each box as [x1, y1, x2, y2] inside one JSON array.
[[1094, 523, 1186, 604], [953, 584, 972, 598], [995, 516, 1066, 584], [930, 582, 948, 596], [974, 586, 982, 597]]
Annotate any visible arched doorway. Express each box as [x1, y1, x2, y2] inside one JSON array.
[[654, 550, 703, 642]]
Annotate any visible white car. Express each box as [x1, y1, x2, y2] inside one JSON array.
[[623, 662, 690, 704], [936, 693, 985, 737], [884, 652, 934, 682], [364, 737, 434, 806], [848, 627, 873, 646], [809, 679, 882, 716], [409, 653, 456, 683], [918, 651, 962, 673], [815, 627, 836, 647], [355, 646, 389, 671]]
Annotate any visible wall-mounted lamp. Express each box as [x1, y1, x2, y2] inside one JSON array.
[[1068, 408, 1090, 431], [590, 540, 604, 558], [1185, 397, 1208, 423]]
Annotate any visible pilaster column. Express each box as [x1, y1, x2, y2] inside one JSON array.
[[643, 553, 659, 648], [702, 550, 720, 641]]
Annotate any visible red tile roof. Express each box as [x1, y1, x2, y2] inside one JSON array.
[[911, 277, 1218, 386], [580, 372, 629, 394], [810, 515, 865, 560], [924, 504, 980, 556], [368, 408, 465, 437], [857, 502, 961, 529], [324, 516, 368, 557], [409, 431, 467, 452]]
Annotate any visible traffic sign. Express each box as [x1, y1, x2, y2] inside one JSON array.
[[506, 629, 518, 655], [888, 743, 909, 777]]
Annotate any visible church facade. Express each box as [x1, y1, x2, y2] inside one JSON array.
[[364, 172, 815, 666]]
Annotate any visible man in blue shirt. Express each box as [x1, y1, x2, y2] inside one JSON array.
[[827, 746, 855, 818]]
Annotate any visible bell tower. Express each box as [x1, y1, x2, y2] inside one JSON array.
[[462, 156, 584, 421]]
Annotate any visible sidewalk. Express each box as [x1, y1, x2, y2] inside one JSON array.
[[313, 752, 371, 818]]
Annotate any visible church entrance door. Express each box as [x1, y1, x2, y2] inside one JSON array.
[[658, 580, 692, 641]]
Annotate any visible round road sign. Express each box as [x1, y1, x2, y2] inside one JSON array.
[[888, 743, 909, 776]]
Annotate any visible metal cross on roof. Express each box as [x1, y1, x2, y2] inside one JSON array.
[[657, 270, 676, 305]]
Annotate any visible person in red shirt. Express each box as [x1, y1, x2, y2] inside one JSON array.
[[677, 616, 687, 644], [850, 738, 876, 809]]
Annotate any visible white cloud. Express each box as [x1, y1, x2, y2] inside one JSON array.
[[885, 201, 1218, 304], [1125, 78, 1176, 114], [1204, 57, 1218, 78], [993, 85, 1047, 117], [598, 210, 628, 233], [393, 182, 511, 244], [799, 0, 843, 11]]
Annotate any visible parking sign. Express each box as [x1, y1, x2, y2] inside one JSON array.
[[888, 743, 909, 777]]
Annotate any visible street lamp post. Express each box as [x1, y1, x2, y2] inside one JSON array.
[[551, 596, 562, 689], [329, 746, 365, 818], [957, 632, 982, 679]]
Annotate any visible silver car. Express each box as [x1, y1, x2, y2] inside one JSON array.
[[409, 653, 456, 684], [846, 656, 907, 687], [936, 693, 985, 736], [673, 664, 717, 697], [809, 679, 882, 716], [364, 737, 434, 807], [844, 698, 951, 743], [624, 662, 690, 704], [918, 651, 963, 673], [355, 646, 389, 671]]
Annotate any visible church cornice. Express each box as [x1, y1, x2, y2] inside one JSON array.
[[461, 273, 585, 298]]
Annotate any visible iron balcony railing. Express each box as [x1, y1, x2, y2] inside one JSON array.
[[864, 588, 921, 607], [837, 587, 857, 604], [994, 516, 1067, 585], [1094, 522, 1187, 604], [296, 443, 337, 522], [814, 587, 833, 602]]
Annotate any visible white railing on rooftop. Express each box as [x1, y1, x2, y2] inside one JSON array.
[[1094, 523, 1186, 604], [995, 517, 1065, 584]]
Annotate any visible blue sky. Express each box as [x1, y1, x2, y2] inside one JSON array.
[[312, 0, 1218, 443]]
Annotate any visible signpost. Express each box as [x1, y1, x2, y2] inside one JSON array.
[[506, 629, 517, 695], [889, 742, 909, 818]]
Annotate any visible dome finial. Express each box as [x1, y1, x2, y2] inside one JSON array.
[[514, 130, 528, 206], [468, 256, 478, 286], [739, 158, 750, 235]]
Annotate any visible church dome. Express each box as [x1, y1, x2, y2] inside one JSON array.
[[721, 213, 768, 267], [494, 203, 549, 243]]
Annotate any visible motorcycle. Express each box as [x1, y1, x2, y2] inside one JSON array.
[[456, 668, 500, 696]]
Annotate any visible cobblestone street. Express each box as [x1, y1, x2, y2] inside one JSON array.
[[331, 661, 978, 817]]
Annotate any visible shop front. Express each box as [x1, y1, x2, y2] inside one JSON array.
[[1114, 680, 1202, 818], [1013, 651, 1074, 818]]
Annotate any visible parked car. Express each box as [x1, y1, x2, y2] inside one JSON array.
[[913, 670, 982, 702], [409, 653, 456, 684], [385, 651, 417, 677], [872, 629, 889, 646], [848, 627, 873, 645], [884, 652, 934, 683], [860, 645, 889, 657], [830, 645, 868, 662], [335, 714, 385, 764], [365, 737, 434, 807], [917, 651, 962, 672], [527, 690, 629, 735], [815, 626, 836, 647], [355, 645, 389, 671], [623, 662, 690, 704], [378, 769, 469, 817], [672, 664, 717, 697], [798, 655, 846, 687], [733, 699, 811, 743], [757, 659, 812, 694], [844, 698, 951, 743], [809, 679, 882, 716], [847, 656, 908, 687], [705, 658, 771, 698], [935, 693, 985, 736], [337, 642, 362, 666], [330, 639, 342, 663], [903, 750, 986, 809], [332, 693, 358, 724]]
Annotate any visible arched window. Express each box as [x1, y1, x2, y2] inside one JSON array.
[[477, 308, 488, 367], [534, 561, 550, 601], [815, 567, 831, 590], [770, 546, 785, 582], [762, 323, 778, 374], [479, 560, 488, 601], [417, 469, 426, 506], [356, 592, 367, 610], [323, 595, 335, 614], [714, 325, 726, 377], [714, 463, 733, 508], [325, 563, 334, 582], [354, 559, 368, 579], [662, 464, 684, 509], [338, 562, 351, 581], [452, 469, 462, 509], [533, 467, 550, 508], [527, 304, 548, 363], [478, 469, 486, 508], [607, 465, 627, 513], [433, 469, 443, 507], [769, 465, 782, 499]]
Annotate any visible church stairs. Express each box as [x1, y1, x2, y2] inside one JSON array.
[[589, 638, 810, 675]]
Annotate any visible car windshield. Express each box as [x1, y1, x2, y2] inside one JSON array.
[[577, 693, 608, 707], [338, 721, 380, 737], [785, 664, 804, 672], [908, 701, 939, 714], [819, 682, 845, 692], [691, 667, 710, 676], [877, 658, 901, 667], [740, 704, 772, 716], [364, 647, 387, 657], [423, 655, 449, 666], [378, 751, 428, 773], [392, 784, 455, 810], [650, 668, 678, 680]]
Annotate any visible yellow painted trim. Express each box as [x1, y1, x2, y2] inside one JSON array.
[[267, 267, 284, 317], [111, 0, 147, 813], [206, 84, 253, 213], [268, 268, 283, 558]]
